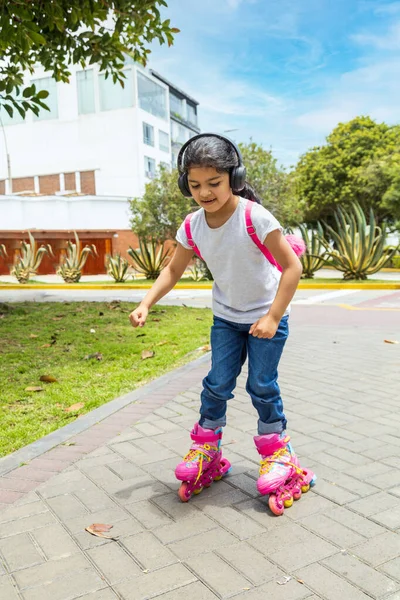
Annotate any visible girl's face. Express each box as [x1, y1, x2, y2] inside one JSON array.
[[187, 167, 233, 212]]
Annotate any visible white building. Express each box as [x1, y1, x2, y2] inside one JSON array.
[[0, 61, 200, 198], [0, 61, 200, 275]]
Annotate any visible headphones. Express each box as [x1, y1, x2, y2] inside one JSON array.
[[177, 132, 246, 197]]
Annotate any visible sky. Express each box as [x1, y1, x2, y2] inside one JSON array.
[[148, 0, 400, 167]]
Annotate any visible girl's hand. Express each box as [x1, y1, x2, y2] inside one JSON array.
[[249, 314, 280, 339], [129, 304, 149, 328]]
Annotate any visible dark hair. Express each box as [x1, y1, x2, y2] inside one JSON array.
[[181, 136, 262, 204]]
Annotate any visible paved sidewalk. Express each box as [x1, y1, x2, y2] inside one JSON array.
[[1, 308, 400, 599]]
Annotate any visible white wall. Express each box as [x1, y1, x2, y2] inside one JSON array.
[[0, 65, 171, 198], [0, 195, 132, 231]]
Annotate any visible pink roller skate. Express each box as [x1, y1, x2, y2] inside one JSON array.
[[175, 423, 231, 502], [254, 433, 316, 516]]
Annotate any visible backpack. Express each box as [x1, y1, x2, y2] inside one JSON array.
[[184, 199, 305, 273]]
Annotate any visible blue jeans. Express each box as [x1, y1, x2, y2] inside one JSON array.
[[199, 315, 289, 435]]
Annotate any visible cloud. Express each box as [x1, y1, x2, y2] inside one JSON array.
[[352, 20, 400, 50], [375, 1, 400, 14]]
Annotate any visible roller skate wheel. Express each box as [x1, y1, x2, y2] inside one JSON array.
[[193, 487, 203, 495], [214, 475, 222, 481], [268, 494, 285, 516], [284, 497, 294, 508], [178, 482, 192, 502], [301, 484, 310, 493], [293, 490, 302, 501]]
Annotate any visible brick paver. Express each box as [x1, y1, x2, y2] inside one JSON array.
[[0, 307, 399, 599]]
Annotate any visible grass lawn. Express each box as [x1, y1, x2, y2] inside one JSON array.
[[0, 301, 212, 458]]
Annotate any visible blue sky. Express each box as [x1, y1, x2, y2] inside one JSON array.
[[149, 0, 400, 167]]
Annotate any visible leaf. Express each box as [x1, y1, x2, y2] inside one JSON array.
[[29, 334, 38, 338], [141, 350, 155, 360], [384, 340, 399, 344], [25, 386, 44, 392], [156, 340, 168, 346], [201, 344, 211, 351], [39, 375, 58, 383], [41, 343, 51, 348], [85, 523, 116, 539], [84, 352, 103, 361], [52, 317, 63, 321], [65, 402, 85, 413]]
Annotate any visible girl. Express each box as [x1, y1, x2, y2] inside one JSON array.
[[129, 134, 315, 515]]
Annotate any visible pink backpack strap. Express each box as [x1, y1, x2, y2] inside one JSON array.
[[245, 200, 282, 272], [184, 213, 204, 261]]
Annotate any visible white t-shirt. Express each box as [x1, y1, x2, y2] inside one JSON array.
[[176, 197, 288, 324]]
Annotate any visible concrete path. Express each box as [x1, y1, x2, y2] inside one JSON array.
[[1, 286, 400, 312], [0, 305, 400, 599]]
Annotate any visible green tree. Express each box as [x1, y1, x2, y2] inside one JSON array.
[[130, 166, 196, 242], [239, 142, 303, 226], [0, 1, 178, 119], [294, 116, 400, 223]]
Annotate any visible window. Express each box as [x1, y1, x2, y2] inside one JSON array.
[[187, 103, 197, 126], [77, 70, 95, 115], [144, 156, 156, 179], [170, 92, 183, 118], [32, 77, 58, 121], [143, 122, 154, 146], [137, 72, 167, 119], [159, 130, 169, 152], [99, 69, 133, 111], [172, 121, 188, 144]]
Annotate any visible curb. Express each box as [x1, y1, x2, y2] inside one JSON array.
[[0, 352, 210, 477], [1, 283, 400, 290]]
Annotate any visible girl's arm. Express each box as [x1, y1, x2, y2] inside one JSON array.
[[249, 229, 302, 338], [129, 243, 194, 327]]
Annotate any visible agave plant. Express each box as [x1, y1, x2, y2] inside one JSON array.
[[127, 238, 171, 279], [296, 222, 328, 279], [0, 244, 7, 259], [319, 202, 399, 280], [57, 232, 97, 283], [187, 257, 210, 281], [106, 253, 130, 282], [11, 232, 52, 284]]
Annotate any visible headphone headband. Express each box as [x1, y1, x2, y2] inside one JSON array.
[[177, 132, 244, 174], [176, 132, 246, 197]]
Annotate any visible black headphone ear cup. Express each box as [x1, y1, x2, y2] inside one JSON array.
[[230, 165, 247, 191], [178, 173, 192, 197]]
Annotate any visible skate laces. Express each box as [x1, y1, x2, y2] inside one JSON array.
[[183, 443, 218, 485], [260, 446, 291, 475], [259, 441, 302, 476]]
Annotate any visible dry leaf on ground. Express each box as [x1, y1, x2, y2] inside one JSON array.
[[29, 334, 38, 339], [40, 375, 58, 383], [25, 386, 44, 392], [41, 343, 51, 348], [65, 402, 85, 413], [384, 339, 399, 344], [85, 523, 116, 539], [141, 350, 155, 360], [201, 344, 211, 351], [84, 352, 103, 361]]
